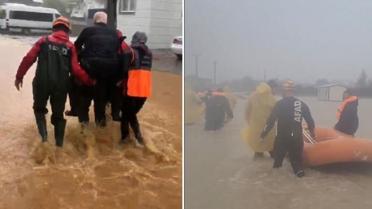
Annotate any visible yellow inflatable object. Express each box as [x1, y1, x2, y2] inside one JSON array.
[[185, 88, 204, 125], [241, 83, 276, 152]]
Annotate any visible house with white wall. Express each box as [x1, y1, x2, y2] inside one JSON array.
[[71, 0, 182, 49], [116, 0, 182, 49]]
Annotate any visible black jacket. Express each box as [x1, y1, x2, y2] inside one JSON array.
[[75, 23, 119, 60], [204, 94, 233, 130], [74, 23, 121, 78], [335, 99, 359, 135], [261, 96, 315, 139]]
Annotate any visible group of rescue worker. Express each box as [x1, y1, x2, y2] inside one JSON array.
[[14, 12, 153, 160], [243, 79, 359, 178]]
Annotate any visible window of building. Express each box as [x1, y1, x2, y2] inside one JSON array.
[[0, 10, 6, 19], [119, 0, 136, 13]]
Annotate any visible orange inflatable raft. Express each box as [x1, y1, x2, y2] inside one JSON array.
[[303, 128, 372, 166]]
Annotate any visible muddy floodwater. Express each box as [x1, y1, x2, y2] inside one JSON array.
[[186, 96, 372, 209], [0, 36, 181, 209]]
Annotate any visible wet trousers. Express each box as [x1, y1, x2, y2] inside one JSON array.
[[67, 76, 79, 114], [204, 111, 225, 131], [77, 79, 108, 126], [106, 78, 122, 121], [33, 85, 67, 147], [120, 97, 146, 141], [273, 135, 304, 174]]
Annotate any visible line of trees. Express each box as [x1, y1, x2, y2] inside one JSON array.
[[187, 69, 372, 97]]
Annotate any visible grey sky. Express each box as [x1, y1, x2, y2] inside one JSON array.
[[186, 0, 372, 83]]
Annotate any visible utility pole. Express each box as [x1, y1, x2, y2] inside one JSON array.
[[263, 69, 266, 82], [106, 0, 117, 29], [213, 61, 217, 85], [194, 54, 199, 77]]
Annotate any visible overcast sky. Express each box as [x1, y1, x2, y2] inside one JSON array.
[[185, 0, 372, 83]]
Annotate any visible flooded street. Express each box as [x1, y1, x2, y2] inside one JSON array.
[[0, 35, 181, 209], [185, 96, 372, 209]]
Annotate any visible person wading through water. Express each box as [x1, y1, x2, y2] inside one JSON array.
[[120, 32, 152, 146], [15, 16, 95, 162], [74, 11, 121, 129], [334, 89, 359, 136], [204, 88, 234, 131], [260, 80, 315, 177], [242, 80, 278, 159]]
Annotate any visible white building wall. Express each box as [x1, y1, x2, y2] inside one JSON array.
[[329, 86, 346, 101], [116, 0, 152, 45], [317, 87, 329, 101], [148, 0, 182, 49], [116, 0, 182, 49]]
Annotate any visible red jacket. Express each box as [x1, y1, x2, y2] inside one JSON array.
[[16, 30, 94, 86]]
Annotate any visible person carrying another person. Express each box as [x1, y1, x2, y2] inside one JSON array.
[[120, 31, 152, 146], [74, 11, 121, 128], [260, 80, 315, 177], [334, 89, 359, 136], [14, 17, 95, 158], [242, 80, 278, 159], [204, 88, 233, 131]]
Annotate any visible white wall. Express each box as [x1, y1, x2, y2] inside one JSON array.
[[148, 0, 182, 49], [317, 87, 329, 101], [116, 0, 182, 49], [329, 86, 346, 101]]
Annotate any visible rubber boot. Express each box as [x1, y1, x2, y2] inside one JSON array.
[[112, 110, 121, 122], [65, 110, 78, 117], [131, 119, 144, 146], [80, 121, 89, 134], [35, 113, 48, 142], [120, 119, 130, 144], [95, 118, 107, 128], [295, 170, 305, 178], [54, 119, 66, 147]]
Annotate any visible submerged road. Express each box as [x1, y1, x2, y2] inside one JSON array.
[[185, 97, 372, 209]]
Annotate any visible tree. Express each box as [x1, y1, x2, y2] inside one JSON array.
[[43, 0, 69, 16], [315, 79, 329, 86], [356, 70, 368, 88], [106, 0, 117, 29]]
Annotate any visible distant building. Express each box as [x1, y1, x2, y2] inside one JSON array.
[[71, 0, 182, 49], [317, 84, 347, 101]]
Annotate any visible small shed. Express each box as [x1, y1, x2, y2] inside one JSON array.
[[317, 84, 347, 101]]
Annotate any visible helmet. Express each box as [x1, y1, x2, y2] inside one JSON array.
[[53, 16, 71, 30]]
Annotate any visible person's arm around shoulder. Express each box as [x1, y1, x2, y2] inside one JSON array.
[[69, 43, 95, 86], [74, 27, 89, 50], [15, 36, 46, 91]]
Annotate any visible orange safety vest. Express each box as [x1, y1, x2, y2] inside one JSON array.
[[127, 44, 152, 98], [212, 91, 226, 96], [336, 96, 358, 120]]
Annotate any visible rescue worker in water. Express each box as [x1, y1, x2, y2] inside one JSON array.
[[15, 17, 95, 154], [334, 89, 359, 136], [204, 88, 234, 131], [260, 80, 315, 177], [120, 31, 152, 146]]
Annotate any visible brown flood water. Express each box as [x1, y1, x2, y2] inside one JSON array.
[[186, 95, 372, 209], [0, 36, 181, 209]]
